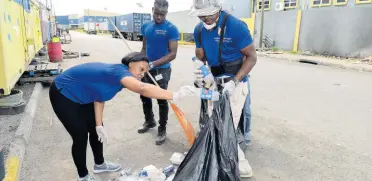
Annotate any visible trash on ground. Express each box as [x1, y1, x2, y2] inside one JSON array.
[[116, 165, 172, 181], [169, 153, 185, 165], [120, 168, 132, 177], [142, 165, 166, 181], [165, 174, 175, 181], [62, 49, 90, 59], [162, 165, 175, 178], [172, 92, 241, 181]]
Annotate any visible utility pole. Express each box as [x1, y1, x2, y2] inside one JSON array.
[[258, 1, 265, 49]]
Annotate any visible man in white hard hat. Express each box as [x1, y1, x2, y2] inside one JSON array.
[[190, 0, 257, 178]]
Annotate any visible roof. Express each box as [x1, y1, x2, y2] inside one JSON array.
[[83, 9, 121, 17]]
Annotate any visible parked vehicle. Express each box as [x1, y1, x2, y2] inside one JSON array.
[[108, 13, 151, 41], [87, 30, 97, 35]]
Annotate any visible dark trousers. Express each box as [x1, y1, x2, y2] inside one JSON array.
[[49, 83, 104, 177], [140, 67, 171, 131]]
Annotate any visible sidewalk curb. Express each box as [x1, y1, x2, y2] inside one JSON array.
[[257, 53, 372, 73], [3, 83, 42, 181]]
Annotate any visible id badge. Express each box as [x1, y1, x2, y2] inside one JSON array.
[[155, 74, 163, 81]]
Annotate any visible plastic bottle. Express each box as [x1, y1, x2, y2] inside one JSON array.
[[192, 57, 214, 89], [162, 165, 175, 177], [196, 88, 220, 102]]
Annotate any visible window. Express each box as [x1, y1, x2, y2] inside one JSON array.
[[311, 0, 331, 6], [284, 0, 298, 8], [257, 0, 271, 11], [334, 0, 348, 5], [356, 0, 371, 4]]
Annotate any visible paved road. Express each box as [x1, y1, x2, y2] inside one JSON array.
[[20, 32, 372, 181]]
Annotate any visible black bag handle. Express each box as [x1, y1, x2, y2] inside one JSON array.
[[218, 13, 230, 67], [197, 13, 230, 66]]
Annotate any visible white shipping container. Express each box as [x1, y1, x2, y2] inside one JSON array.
[[97, 22, 108, 31], [84, 22, 97, 31]]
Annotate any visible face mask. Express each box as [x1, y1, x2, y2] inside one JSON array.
[[202, 16, 219, 30], [203, 22, 216, 30]]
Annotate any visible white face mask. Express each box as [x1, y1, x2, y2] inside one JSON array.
[[203, 22, 216, 30], [202, 16, 219, 30]]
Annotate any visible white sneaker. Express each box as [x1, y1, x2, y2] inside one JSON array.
[[239, 159, 253, 178]]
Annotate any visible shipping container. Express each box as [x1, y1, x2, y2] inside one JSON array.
[[110, 13, 151, 41], [108, 16, 116, 32], [84, 22, 97, 31], [69, 19, 79, 25], [55, 15, 69, 25], [0, 0, 43, 95], [83, 16, 107, 23]]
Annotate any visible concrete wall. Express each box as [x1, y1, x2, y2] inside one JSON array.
[[299, 7, 372, 57], [167, 10, 200, 33], [254, 10, 298, 50], [222, 0, 253, 18]]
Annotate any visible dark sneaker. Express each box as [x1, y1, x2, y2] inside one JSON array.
[[93, 161, 121, 174], [156, 128, 167, 145], [137, 122, 156, 134]]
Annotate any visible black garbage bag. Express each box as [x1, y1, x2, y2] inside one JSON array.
[[200, 98, 247, 151], [173, 92, 241, 181]]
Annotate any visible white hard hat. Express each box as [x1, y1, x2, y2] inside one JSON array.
[[189, 0, 222, 17]]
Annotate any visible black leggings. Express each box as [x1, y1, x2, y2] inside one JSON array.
[[49, 83, 104, 177]]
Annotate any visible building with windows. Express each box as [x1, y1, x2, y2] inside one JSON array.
[[251, 0, 372, 57]]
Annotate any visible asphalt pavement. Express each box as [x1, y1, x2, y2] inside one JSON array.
[[20, 31, 372, 181]]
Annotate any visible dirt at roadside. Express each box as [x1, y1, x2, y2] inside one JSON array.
[[0, 83, 35, 158]]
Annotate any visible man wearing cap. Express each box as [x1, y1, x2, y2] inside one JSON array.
[[190, 0, 257, 178]]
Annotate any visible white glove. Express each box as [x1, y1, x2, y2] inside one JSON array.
[[173, 86, 196, 102], [149, 62, 154, 69], [222, 80, 236, 96], [96, 126, 108, 144]]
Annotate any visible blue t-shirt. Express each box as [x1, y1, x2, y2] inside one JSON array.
[[54, 62, 132, 104], [141, 20, 180, 69], [193, 11, 253, 81]]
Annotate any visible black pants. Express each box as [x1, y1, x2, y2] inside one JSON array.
[[140, 67, 171, 131], [49, 83, 104, 178]]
